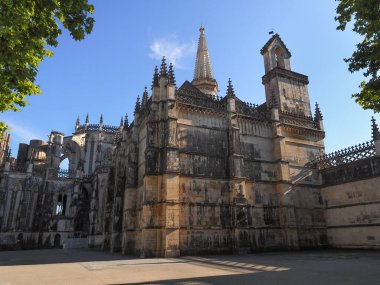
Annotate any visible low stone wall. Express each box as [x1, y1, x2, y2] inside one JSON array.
[[62, 237, 88, 249], [321, 172, 380, 249]]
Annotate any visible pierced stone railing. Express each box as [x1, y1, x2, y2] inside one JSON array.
[[47, 168, 76, 179], [9, 163, 28, 172], [236, 101, 270, 121], [177, 93, 226, 111], [32, 164, 46, 176], [316, 141, 375, 170], [279, 110, 319, 130], [75, 124, 119, 134]]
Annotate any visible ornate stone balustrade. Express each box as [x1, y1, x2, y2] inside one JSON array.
[[75, 124, 119, 134], [236, 101, 270, 121], [47, 168, 76, 179], [279, 110, 319, 130], [316, 141, 375, 170]]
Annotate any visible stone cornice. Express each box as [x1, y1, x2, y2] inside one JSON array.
[[262, 67, 309, 85]]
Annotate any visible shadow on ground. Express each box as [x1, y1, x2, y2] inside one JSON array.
[[0, 248, 130, 266]]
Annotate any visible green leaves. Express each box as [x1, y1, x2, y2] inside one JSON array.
[[335, 0, 380, 112], [0, 0, 94, 132]]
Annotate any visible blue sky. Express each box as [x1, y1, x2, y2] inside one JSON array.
[[1, 0, 377, 156]]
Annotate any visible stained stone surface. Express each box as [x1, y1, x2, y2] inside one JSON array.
[[0, 30, 379, 257]]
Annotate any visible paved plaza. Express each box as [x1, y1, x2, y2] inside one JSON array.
[[0, 249, 379, 285]]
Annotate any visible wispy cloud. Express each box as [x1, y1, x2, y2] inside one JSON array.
[[5, 120, 45, 143], [149, 36, 196, 69]]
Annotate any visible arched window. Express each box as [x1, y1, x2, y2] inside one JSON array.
[[59, 157, 69, 170], [56, 194, 67, 215], [274, 47, 285, 69]]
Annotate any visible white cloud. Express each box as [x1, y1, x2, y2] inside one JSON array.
[[149, 36, 196, 69], [6, 120, 45, 143]]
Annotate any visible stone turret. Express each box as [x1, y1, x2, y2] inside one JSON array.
[[261, 33, 311, 117], [192, 26, 218, 98]]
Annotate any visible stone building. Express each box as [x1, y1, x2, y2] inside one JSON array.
[[0, 130, 10, 167], [0, 28, 379, 255]]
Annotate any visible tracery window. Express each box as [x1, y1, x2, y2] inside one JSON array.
[[56, 194, 67, 215]]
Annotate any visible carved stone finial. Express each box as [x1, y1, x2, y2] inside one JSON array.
[[168, 63, 176, 86], [124, 113, 129, 129], [226, 78, 235, 97], [152, 65, 159, 89], [75, 116, 80, 129], [142, 86, 148, 107], [160, 56, 167, 78], [134, 94, 141, 114], [314, 102, 323, 121]]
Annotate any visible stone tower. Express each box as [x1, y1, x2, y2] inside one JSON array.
[[261, 34, 311, 116], [192, 26, 218, 98]]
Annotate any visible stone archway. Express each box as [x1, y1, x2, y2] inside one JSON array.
[[54, 234, 61, 248]]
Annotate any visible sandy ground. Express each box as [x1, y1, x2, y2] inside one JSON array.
[[0, 248, 379, 285]]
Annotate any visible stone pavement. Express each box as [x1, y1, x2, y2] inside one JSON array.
[[0, 249, 379, 285]]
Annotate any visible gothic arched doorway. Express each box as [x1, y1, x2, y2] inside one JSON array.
[[54, 234, 61, 248]]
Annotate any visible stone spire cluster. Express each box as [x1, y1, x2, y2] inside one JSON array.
[[192, 26, 218, 98]]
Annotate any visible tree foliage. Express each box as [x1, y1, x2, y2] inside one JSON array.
[[335, 0, 380, 112], [0, 0, 94, 131]]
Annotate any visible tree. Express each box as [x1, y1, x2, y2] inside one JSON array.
[[335, 0, 380, 112], [0, 0, 95, 131]]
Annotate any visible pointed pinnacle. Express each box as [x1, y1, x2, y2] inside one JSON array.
[[168, 63, 176, 85], [85, 113, 89, 124], [371, 116, 380, 140], [120, 116, 123, 127], [75, 116, 80, 128], [314, 102, 323, 121], [152, 65, 159, 89], [142, 86, 148, 106], [100, 113, 103, 124], [134, 94, 141, 114], [124, 113, 129, 129], [226, 78, 235, 97], [160, 56, 167, 78]]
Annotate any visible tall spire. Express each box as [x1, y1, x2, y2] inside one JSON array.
[[192, 26, 218, 98], [85, 113, 89, 124], [99, 113, 103, 125], [371, 116, 380, 140]]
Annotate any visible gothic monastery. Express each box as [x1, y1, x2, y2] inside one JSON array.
[[0, 27, 379, 256]]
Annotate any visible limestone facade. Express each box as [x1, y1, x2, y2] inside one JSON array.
[[0, 29, 379, 255]]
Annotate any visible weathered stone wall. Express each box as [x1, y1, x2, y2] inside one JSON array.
[[322, 174, 380, 249]]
